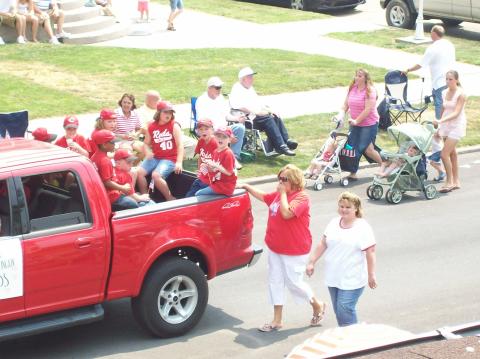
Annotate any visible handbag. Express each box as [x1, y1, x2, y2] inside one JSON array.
[[339, 145, 357, 172]]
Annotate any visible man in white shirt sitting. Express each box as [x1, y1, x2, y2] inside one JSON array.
[[229, 67, 297, 156], [195, 76, 246, 169], [33, 0, 70, 39]]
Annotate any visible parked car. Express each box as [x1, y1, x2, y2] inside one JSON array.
[[248, 0, 365, 11], [380, 0, 480, 29], [0, 138, 262, 341]]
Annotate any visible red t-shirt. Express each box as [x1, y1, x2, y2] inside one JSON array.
[[55, 134, 91, 153], [263, 190, 312, 255], [115, 168, 134, 196], [195, 136, 218, 184], [90, 150, 121, 203], [148, 120, 178, 162], [207, 148, 237, 196], [88, 129, 100, 158]]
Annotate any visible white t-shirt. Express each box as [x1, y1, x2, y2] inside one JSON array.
[[420, 39, 456, 90], [137, 104, 156, 128], [195, 92, 229, 130], [0, 0, 15, 13], [323, 216, 376, 290], [229, 82, 263, 115]]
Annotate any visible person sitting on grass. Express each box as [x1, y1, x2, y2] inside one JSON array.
[[55, 115, 90, 157], [136, 101, 183, 201], [185, 118, 218, 197], [194, 126, 237, 197], [376, 143, 419, 178], [114, 148, 154, 207], [91, 129, 138, 211]]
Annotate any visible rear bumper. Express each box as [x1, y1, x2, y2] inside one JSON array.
[[248, 244, 263, 267]]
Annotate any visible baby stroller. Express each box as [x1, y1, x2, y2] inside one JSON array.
[[305, 120, 350, 191], [366, 122, 437, 204]]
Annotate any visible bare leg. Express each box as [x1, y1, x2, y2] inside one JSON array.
[[440, 138, 457, 188], [152, 172, 175, 201], [30, 15, 39, 42], [16, 14, 26, 38], [449, 142, 460, 187], [429, 161, 444, 178], [136, 167, 148, 194], [43, 18, 56, 40], [364, 142, 383, 165], [272, 305, 283, 327]]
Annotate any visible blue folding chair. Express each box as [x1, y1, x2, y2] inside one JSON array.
[[0, 110, 29, 139], [189, 97, 198, 138]]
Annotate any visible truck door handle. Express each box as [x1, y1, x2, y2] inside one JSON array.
[[75, 237, 93, 248]]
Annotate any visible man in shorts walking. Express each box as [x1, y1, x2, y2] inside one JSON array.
[[167, 0, 183, 31]]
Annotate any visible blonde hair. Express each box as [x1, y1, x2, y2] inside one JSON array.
[[338, 191, 363, 218], [278, 164, 305, 191], [349, 68, 374, 98], [446, 70, 462, 87]]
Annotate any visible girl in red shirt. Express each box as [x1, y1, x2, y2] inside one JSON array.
[[136, 101, 183, 201]]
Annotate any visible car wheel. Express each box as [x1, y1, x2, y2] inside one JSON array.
[[441, 18, 463, 27], [290, 0, 307, 11], [131, 257, 208, 338], [386, 0, 415, 29]]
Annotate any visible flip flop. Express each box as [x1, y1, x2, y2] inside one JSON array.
[[310, 303, 326, 327], [439, 186, 453, 193], [258, 323, 282, 332], [452, 185, 461, 190]]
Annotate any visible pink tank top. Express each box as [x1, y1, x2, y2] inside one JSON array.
[[347, 85, 379, 127]]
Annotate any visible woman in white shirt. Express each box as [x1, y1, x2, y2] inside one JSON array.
[[307, 191, 377, 327]]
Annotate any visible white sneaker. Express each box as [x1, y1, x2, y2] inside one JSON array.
[[0, 36, 5, 45], [56, 31, 71, 39], [49, 37, 60, 45], [17, 36, 26, 44]]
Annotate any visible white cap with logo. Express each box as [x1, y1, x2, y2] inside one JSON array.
[[207, 76, 224, 87]]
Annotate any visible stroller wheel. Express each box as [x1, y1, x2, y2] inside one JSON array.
[[371, 185, 383, 200], [324, 175, 334, 184], [366, 185, 374, 199], [313, 182, 323, 191], [340, 178, 349, 187], [386, 189, 402, 204], [424, 184, 437, 200]]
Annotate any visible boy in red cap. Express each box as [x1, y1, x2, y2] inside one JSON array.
[[88, 109, 118, 157], [32, 127, 57, 142], [91, 130, 138, 210], [55, 115, 90, 157], [136, 101, 183, 201], [194, 126, 237, 196], [185, 118, 217, 197], [114, 149, 154, 206]]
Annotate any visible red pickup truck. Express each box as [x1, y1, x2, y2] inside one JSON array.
[[0, 138, 262, 341]]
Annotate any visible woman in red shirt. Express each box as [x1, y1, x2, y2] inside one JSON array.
[[238, 164, 326, 332], [136, 101, 183, 201]]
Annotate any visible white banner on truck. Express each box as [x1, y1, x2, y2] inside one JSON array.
[[0, 238, 23, 300]]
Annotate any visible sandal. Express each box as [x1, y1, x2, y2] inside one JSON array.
[[258, 323, 282, 332], [310, 303, 326, 327], [439, 186, 453, 193]]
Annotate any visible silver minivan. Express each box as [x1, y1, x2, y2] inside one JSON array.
[[380, 0, 480, 28]]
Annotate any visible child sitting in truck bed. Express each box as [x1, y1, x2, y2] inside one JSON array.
[[194, 126, 237, 196], [185, 118, 218, 197]]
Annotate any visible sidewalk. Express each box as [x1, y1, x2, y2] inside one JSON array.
[[30, 0, 480, 136]]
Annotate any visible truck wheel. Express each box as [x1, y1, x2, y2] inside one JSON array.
[[131, 257, 208, 338], [290, 0, 308, 11], [386, 0, 415, 29], [441, 18, 463, 27]]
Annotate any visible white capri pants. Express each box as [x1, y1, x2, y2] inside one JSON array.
[[268, 249, 314, 306]]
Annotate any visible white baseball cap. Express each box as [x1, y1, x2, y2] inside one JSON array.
[[238, 66, 256, 79], [207, 76, 224, 87]]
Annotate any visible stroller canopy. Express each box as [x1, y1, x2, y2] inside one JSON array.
[[387, 123, 435, 153]]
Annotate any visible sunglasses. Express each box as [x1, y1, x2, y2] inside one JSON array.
[[213, 86, 222, 90], [278, 176, 288, 183]]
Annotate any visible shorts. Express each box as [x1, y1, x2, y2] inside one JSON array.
[[138, 1, 149, 12], [141, 158, 175, 178], [170, 0, 183, 10], [0, 13, 16, 28], [428, 151, 441, 163]]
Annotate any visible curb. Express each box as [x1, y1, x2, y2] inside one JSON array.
[[244, 144, 480, 185]]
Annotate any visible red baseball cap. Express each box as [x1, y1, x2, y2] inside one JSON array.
[[214, 126, 233, 138], [197, 118, 213, 128], [92, 130, 119, 145], [99, 109, 117, 120], [32, 127, 57, 142], [156, 101, 175, 112], [114, 149, 137, 162], [63, 115, 79, 129]]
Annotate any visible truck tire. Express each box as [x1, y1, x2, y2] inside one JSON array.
[[290, 0, 308, 11], [131, 257, 208, 338], [441, 18, 463, 27], [386, 0, 416, 29]]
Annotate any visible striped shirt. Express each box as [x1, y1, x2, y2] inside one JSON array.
[[114, 108, 141, 135], [34, 0, 52, 11], [347, 85, 378, 127]]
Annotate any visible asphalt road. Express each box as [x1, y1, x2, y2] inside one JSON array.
[[1, 150, 479, 359]]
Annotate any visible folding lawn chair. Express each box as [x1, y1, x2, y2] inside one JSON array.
[[0, 110, 29, 139], [189, 97, 199, 138]]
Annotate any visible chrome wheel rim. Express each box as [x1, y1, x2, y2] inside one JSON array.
[[158, 275, 198, 324], [291, 0, 304, 10], [390, 5, 406, 27]]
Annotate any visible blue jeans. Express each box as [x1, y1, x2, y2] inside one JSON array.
[[328, 286, 364, 327], [141, 158, 175, 178], [112, 195, 139, 210], [230, 123, 245, 159], [195, 186, 219, 196], [253, 114, 289, 152], [348, 124, 378, 173], [170, 0, 183, 10], [185, 178, 209, 197], [432, 86, 447, 119]]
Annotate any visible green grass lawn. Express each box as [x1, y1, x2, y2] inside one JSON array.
[[153, 0, 328, 23], [0, 46, 385, 119], [328, 28, 480, 66]]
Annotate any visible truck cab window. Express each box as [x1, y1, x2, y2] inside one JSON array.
[[23, 171, 90, 232], [0, 180, 11, 237]]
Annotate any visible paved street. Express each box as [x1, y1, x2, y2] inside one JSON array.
[[2, 150, 479, 359]]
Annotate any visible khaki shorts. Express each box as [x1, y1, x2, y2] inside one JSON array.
[[0, 13, 17, 28]]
